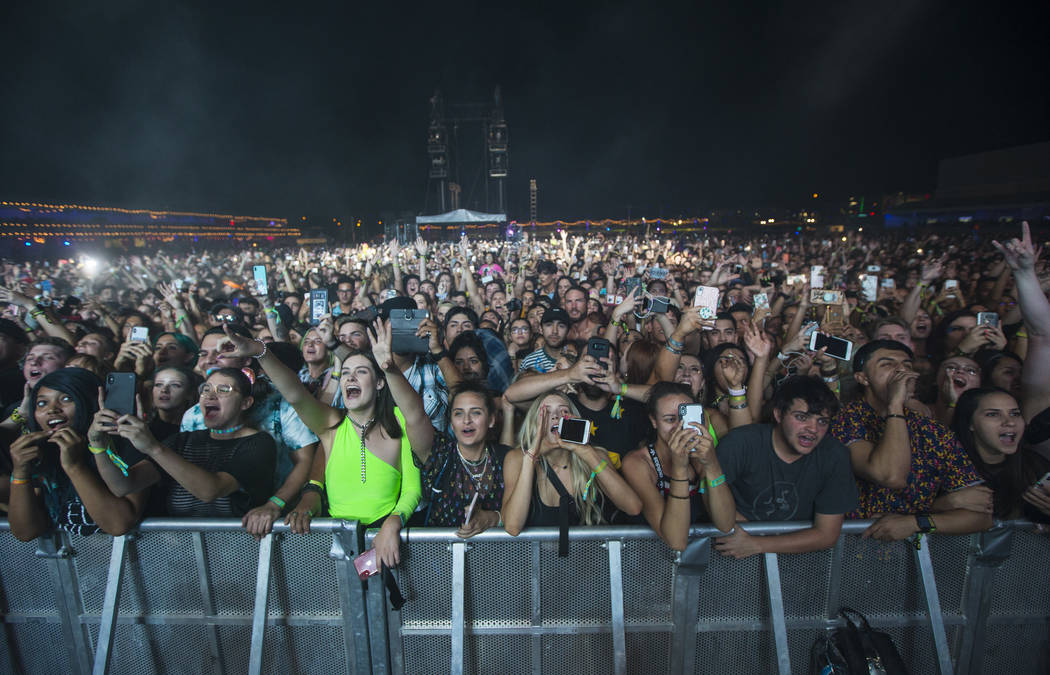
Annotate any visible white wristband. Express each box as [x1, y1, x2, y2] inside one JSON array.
[[728, 387, 747, 397]]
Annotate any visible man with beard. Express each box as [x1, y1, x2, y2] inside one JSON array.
[[518, 308, 570, 374], [564, 286, 602, 341]]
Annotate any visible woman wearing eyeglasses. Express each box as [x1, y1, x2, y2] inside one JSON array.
[[930, 355, 982, 426], [107, 367, 276, 517], [504, 318, 533, 371]]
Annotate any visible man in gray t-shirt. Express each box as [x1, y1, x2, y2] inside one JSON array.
[[710, 376, 858, 559]]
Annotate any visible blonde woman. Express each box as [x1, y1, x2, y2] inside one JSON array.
[[502, 392, 641, 540]]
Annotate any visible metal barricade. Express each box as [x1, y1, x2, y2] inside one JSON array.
[[1, 519, 1049, 674]]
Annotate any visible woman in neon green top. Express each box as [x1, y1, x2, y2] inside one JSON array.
[[220, 319, 433, 569]]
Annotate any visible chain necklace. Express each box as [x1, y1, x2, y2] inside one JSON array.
[[456, 444, 490, 485], [347, 414, 375, 483]]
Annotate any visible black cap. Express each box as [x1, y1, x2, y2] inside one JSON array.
[[379, 296, 417, 319], [541, 307, 570, 325]]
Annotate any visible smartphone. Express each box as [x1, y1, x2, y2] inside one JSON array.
[[753, 292, 769, 310], [480, 275, 494, 284], [463, 491, 480, 526], [649, 267, 668, 280], [353, 548, 380, 580], [810, 289, 843, 305], [622, 277, 643, 296], [1035, 471, 1050, 489], [944, 279, 959, 291], [253, 265, 268, 295], [586, 337, 611, 368], [557, 417, 591, 445], [787, 274, 807, 286], [353, 306, 379, 323], [40, 280, 53, 299], [389, 308, 430, 354], [809, 332, 854, 361], [130, 326, 150, 343], [692, 285, 720, 321], [174, 278, 184, 291], [309, 289, 328, 326], [810, 265, 825, 289], [881, 278, 896, 289], [860, 275, 878, 303], [678, 403, 705, 434], [104, 372, 137, 417], [977, 312, 999, 328], [647, 296, 670, 314]]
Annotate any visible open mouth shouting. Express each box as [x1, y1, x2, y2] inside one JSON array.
[[46, 415, 69, 432], [796, 432, 817, 450], [202, 403, 221, 420], [344, 384, 362, 402], [998, 431, 1018, 447]]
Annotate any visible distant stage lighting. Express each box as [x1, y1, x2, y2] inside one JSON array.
[[83, 257, 99, 275]]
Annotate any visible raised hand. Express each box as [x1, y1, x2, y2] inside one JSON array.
[[368, 318, 394, 370], [52, 428, 88, 471], [414, 235, 428, 257], [219, 323, 264, 359], [742, 322, 772, 360], [993, 221, 1040, 272]]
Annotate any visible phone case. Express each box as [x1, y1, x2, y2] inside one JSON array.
[[105, 373, 137, 417], [353, 548, 380, 580]]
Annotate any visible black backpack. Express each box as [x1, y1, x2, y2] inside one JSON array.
[[811, 607, 909, 674]]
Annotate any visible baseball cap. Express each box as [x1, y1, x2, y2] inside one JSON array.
[[541, 307, 570, 325]]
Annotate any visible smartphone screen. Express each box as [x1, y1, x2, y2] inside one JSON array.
[[861, 275, 878, 302], [692, 285, 720, 321], [253, 265, 268, 295], [810, 332, 853, 360], [309, 289, 328, 326], [810, 265, 825, 289], [130, 326, 150, 343], [557, 418, 590, 444]]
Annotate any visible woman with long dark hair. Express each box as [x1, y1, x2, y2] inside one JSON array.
[[220, 320, 432, 568], [951, 387, 1050, 521], [8, 368, 147, 540]]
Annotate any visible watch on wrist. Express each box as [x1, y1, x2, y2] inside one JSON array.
[[915, 514, 936, 534], [430, 349, 448, 363]]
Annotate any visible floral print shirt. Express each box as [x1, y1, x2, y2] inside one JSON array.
[[830, 399, 980, 518]]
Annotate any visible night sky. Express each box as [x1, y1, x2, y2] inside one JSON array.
[[1, 1, 1047, 222]]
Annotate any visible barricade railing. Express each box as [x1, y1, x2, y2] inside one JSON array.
[[1, 519, 1048, 674]]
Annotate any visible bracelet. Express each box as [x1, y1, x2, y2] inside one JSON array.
[[496, 510, 503, 527], [822, 375, 838, 383], [666, 337, 685, 350], [663, 344, 682, 356], [89, 445, 130, 476], [430, 349, 448, 362], [175, 315, 186, 327], [10, 408, 26, 425], [29, 308, 45, 318], [668, 477, 690, 482], [729, 402, 749, 410], [253, 338, 268, 359], [582, 460, 608, 501], [728, 387, 747, 397], [302, 482, 324, 496], [708, 474, 726, 488], [946, 402, 956, 409], [308, 479, 324, 489], [668, 493, 691, 500], [269, 495, 287, 510], [885, 413, 907, 421], [1016, 329, 1028, 338], [10, 476, 30, 485], [522, 448, 538, 462]]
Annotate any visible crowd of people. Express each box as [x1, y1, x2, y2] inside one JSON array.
[[1, 221, 1048, 567]]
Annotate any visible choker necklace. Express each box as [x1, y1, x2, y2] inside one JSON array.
[[212, 424, 244, 435], [457, 444, 490, 483], [348, 414, 375, 483]]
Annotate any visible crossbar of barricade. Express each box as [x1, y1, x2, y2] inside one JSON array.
[[0, 519, 1048, 674]]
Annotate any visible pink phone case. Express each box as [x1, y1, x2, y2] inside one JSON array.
[[353, 548, 380, 580]]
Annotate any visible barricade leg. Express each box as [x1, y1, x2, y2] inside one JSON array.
[[248, 532, 274, 675], [605, 539, 626, 675], [91, 534, 127, 675], [365, 559, 391, 675], [37, 531, 93, 675], [763, 552, 791, 675], [669, 538, 708, 675], [530, 540, 542, 675], [450, 540, 466, 675], [954, 529, 1012, 675], [190, 530, 226, 674], [915, 538, 954, 674], [330, 523, 371, 675]]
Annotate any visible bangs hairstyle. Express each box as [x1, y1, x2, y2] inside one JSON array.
[[448, 380, 496, 418], [206, 367, 254, 399], [645, 381, 696, 419]]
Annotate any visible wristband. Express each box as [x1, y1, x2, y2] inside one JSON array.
[[708, 474, 726, 488], [269, 495, 287, 510], [728, 387, 747, 397], [729, 402, 749, 410], [10, 476, 30, 485], [253, 338, 268, 359], [330, 370, 341, 378], [9, 409, 26, 425], [302, 482, 324, 497], [430, 349, 448, 362], [175, 315, 186, 327], [1016, 329, 1028, 338], [496, 510, 503, 528], [666, 337, 685, 350], [664, 344, 682, 356], [822, 375, 838, 383], [308, 479, 325, 489], [582, 460, 607, 501], [89, 445, 130, 477]]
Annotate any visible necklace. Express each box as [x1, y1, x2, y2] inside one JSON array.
[[212, 423, 244, 435], [347, 414, 375, 483], [457, 444, 490, 484]]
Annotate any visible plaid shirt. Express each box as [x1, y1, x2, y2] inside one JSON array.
[[403, 355, 448, 433], [476, 328, 514, 394]]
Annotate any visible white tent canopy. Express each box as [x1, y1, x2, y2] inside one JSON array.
[[415, 208, 507, 224]]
